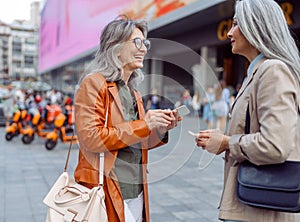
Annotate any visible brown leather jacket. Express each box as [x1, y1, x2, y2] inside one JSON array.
[[74, 73, 167, 222]]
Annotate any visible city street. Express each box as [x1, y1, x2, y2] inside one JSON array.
[[0, 116, 224, 222]]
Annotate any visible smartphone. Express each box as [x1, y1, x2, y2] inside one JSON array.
[[188, 130, 198, 137], [176, 105, 190, 117]]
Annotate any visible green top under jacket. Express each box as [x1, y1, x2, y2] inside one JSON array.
[[114, 80, 143, 200]]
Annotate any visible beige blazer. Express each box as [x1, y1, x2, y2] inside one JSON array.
[[219, 58, 300, 221]]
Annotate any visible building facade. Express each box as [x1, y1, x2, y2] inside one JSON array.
[[0, 1, 41, 84], [9, 22, 39, 80], [38, 0, 300, 102], [0, 23, 11, 82]]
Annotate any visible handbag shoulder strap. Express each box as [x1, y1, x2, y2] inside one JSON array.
[[99, 96, 109, 186], [64, 129, 75, 172], [64, 85, 110, 187], [245, 103, 250, 134]]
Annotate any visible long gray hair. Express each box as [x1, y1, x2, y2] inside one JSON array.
[[79, 16, 148, 88], [235, 0, 300, 83]]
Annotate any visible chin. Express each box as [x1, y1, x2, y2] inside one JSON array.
[[232, 48, 238, 54], [135, 62, 144, 69]]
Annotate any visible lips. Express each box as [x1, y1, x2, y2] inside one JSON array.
[[134, 55, 144, 61], [135, 54, 144, 58]]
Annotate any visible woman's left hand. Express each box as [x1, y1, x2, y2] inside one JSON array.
[[195, 129, 230, 155], [167, 109, 181, 130]]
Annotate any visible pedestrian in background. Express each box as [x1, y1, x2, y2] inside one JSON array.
[[212, 80, 229, 132], [202, 86, 215, 129], [1, 85, 15, 124], [181, 89, 192, 115], [193, 0, 300, 221], [145, 88, 160, 110], [191, 91, 201, 117], [74, 17, 180, 222]]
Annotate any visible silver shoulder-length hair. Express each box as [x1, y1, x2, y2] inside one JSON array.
[[79, 16, 148, 88], [235, 0, 300, 82]]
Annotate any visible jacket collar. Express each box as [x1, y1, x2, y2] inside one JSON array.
[[107, 81, 145, 119]]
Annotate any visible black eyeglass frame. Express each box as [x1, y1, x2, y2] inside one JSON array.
[[130, 37, 151, 50]]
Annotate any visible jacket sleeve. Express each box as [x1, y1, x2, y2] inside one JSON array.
[[75, 74, 152, 153], [229, 61, 299, 165]]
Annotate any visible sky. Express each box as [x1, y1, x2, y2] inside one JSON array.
[[0, 0, 40, 23]]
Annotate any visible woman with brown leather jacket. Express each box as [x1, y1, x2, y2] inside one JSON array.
[[74, 17, 179, 222]]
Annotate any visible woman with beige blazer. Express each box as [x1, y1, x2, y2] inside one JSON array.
[[194, 0, 300, 221]]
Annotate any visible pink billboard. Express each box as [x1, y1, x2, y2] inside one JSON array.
[[38, 0, 197, 73], [38, 0, 133, 73]]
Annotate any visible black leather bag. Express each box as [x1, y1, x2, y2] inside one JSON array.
[[237, 160, 300, 212], [236, 104, 300, 212]]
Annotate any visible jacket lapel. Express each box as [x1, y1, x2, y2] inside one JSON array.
[[231, 58, 266, 111], [107, 82, 125, 119]]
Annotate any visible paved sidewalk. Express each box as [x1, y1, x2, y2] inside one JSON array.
[[148, 117, 224, 221], [0, 116, 224, 222]]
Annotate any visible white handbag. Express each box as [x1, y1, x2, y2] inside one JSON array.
[[43, 106, 109, 222]]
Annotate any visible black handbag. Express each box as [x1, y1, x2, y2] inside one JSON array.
[[236, 104, 300, 212]]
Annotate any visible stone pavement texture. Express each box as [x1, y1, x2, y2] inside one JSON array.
[[0, 116, 224, 222]]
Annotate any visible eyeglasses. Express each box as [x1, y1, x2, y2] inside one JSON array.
[[130, 37, 151, 50]]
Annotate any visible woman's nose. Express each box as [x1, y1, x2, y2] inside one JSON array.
[[227, 28, 232, 39], [140, 44, 148, 52]]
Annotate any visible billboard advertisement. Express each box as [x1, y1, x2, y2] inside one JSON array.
[[38, 0, 198, 73]]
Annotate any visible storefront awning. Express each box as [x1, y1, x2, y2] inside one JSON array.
[[150, 0, 233, 38]]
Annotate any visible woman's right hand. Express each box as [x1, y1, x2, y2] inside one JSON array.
[[144, 109, 174, 131], [195, 129, 230, 155]]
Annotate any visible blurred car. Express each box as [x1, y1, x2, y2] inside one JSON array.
[[0, 88, 6, 126], [0, 87, 9, 126], [0, 105, 6, 126]]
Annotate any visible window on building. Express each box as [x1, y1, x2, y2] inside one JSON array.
[[25, 37, 35, 45], [25, 55, 34, 67], [12, 61, 21, 68], [13, 42, 22, 54]]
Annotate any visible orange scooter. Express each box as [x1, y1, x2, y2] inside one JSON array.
[[5, 109, 28, 141], [21, 105, 62, 144], [45, 105, 77, 150]]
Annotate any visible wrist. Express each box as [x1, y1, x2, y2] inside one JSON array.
[[156, 129, 168, 142], [222, 135, 230, 151], [217, 135, 230, 155]]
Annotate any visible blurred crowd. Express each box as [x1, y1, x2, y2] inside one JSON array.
[[0, 79, 241, 132], [0, 84, 73, 125], [145, 80, 241, 132]]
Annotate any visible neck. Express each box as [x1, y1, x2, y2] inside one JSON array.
[[123, 67, 133, 85], [246, 49, 260, 63], [123, 74, 129, 85]]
